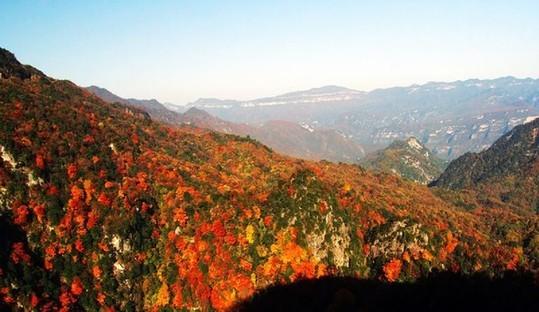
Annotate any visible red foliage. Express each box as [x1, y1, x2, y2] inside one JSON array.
[[30, 293, 39, 307], [70, 277, 83, 296], [83, 135, 95, 144], [35, 154, 45, 170], [67, 163, 78, 179], [59, 290, 72, 307], [97, 192, 111, 206], [74, 239, 85, 253], [13, 204, 29, 225], [31, 202, 46, 223], [263, 215, 273, 227], [171, 282, 183, 308], [10, 242, 31, 264], [212, 220, 226, 238], [87, 210, 98, 229]]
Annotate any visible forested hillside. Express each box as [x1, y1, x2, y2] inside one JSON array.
[[0, 48, 537, 311]]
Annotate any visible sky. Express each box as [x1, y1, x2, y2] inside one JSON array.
[[1, 0, 539, 105]]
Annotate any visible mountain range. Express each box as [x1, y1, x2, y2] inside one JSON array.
[[87, 86, 366, 163], [0, 48, 537, 311], [187, 78, 539, 160]]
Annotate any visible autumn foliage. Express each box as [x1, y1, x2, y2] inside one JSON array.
[[0, 56, 537, 311]]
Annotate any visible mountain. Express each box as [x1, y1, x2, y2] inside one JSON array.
[[432, 117, 539, 214], [186, 86, 366, 125], [188, 78, 539, 160], [0, 48, 537, 311], [86, 85, 184, 124], [360, 137, 446, 184], [90, 87, 366, 163], [181, 107, 366, 163], [188, 86, 364, 110]]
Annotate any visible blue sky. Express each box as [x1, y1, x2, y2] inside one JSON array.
[[1, 1, 539, 104]]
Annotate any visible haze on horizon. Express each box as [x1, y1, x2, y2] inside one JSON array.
[[2, 0, 539, 105]]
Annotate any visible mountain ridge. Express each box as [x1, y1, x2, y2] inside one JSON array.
[[186, 76, 539, 159], [87, 86, 366, 163]]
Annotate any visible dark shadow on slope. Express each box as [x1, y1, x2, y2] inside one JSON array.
[[233, 271, 538, 312]]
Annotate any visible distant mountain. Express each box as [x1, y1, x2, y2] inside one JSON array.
[[181, 107, 253, 135], [252, 120, 365, 163], [89, 87, 365, 163], [188, 86, 364, 109], [181, 107, 366, 163], [360, 137, 446, 184], [432, 117, 539, 214], [86, 85, 184, 124], [188, 78, 539, 159], [186, 86, 366, 124]]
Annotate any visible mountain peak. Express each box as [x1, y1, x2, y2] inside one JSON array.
[[183, 106, 212, 118], [361, 137, 446, 184]]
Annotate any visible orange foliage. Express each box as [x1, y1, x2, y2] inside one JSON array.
[[171, 282, 183, 308], [83, 179, 94, 204], [174, 208, 188, 226], [97, 292, 106, 305], [367, 210, 386, 226], [383, 259, 402, 282], [155, 283, 170, 307], [506, 247, 523, 270]]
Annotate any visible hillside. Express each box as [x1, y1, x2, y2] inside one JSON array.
[[432, 118, 539, 214], [86, 86, 185, 125], [360, 137, 446, 184], [0, 48, 537, 311], [90, 87, 366, 163]]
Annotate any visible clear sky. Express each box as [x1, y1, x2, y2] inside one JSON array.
[[1, 0, 539, 105]]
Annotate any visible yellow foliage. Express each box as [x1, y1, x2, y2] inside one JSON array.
[[245, 224, 256, 244], [155, 283, 170, 307]]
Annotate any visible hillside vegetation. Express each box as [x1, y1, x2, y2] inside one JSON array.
[[0, 48, 537, 311]]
